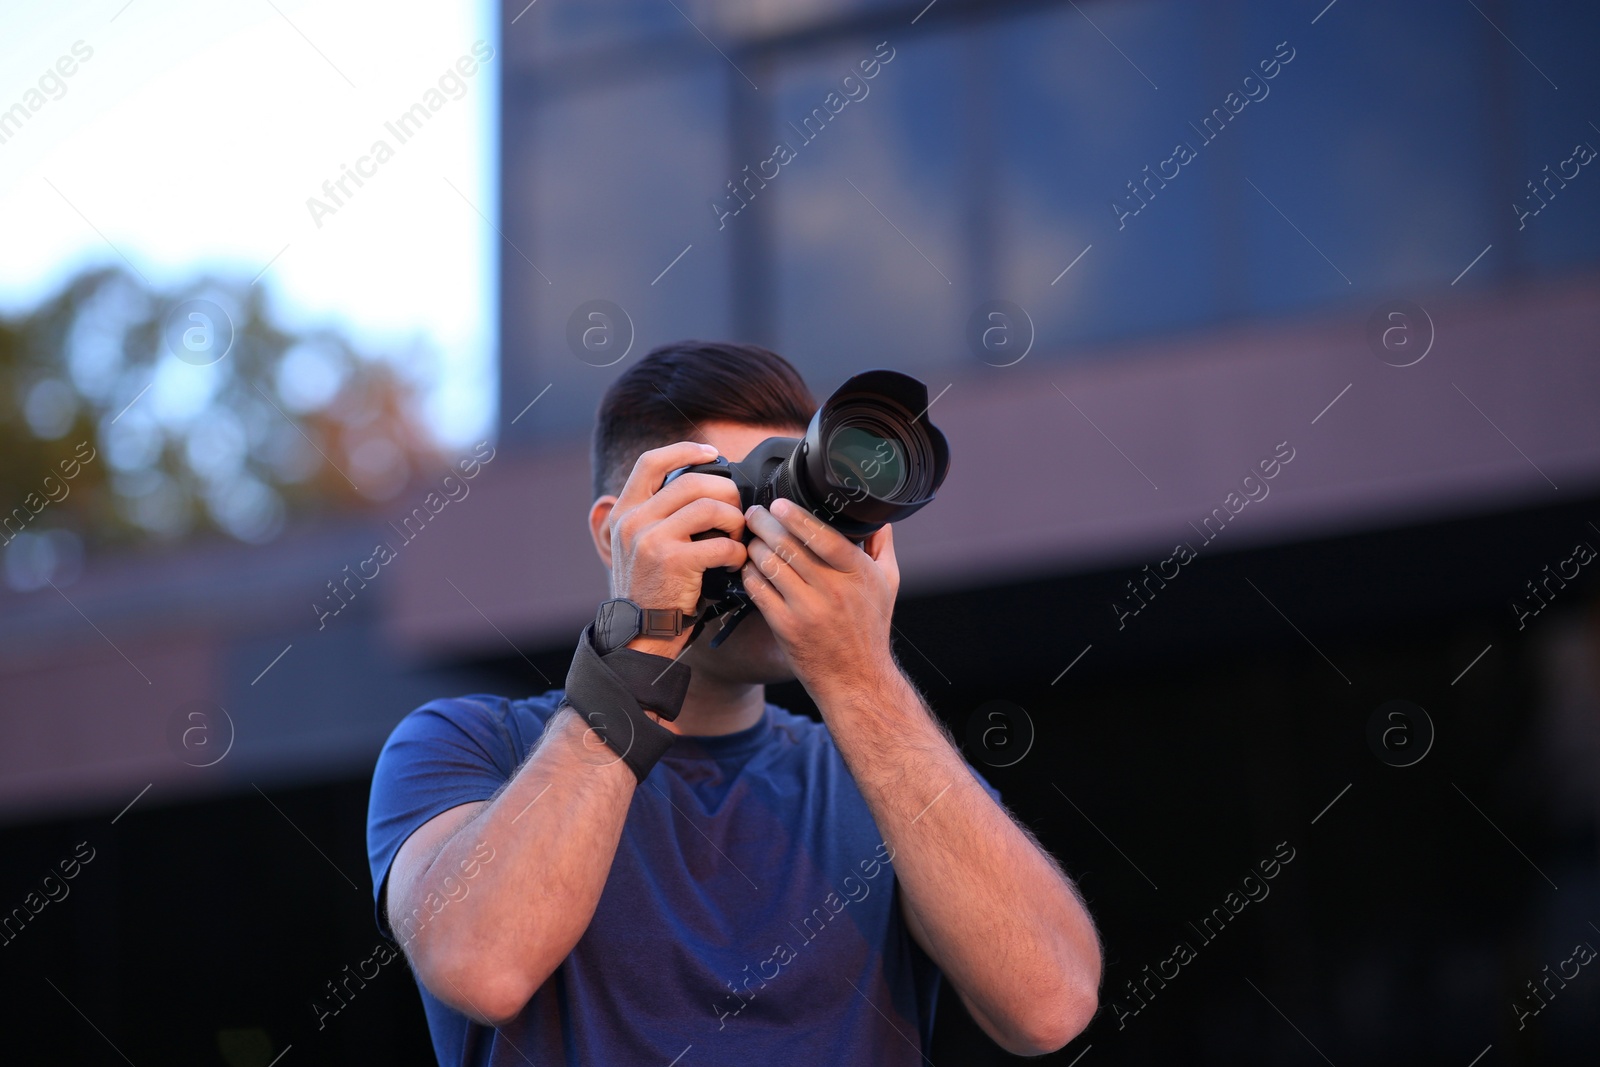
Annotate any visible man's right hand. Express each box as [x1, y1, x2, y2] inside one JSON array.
[[607, 441, 748, 658]]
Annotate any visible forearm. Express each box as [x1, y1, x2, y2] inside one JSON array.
[[819, 666, 1102, 1052], [404, 706, 636, 1024]]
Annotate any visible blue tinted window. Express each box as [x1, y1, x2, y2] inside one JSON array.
[[499, 0, 1598, 422], [502, 66, 734, 440], [1502, 0, 1600, 274], [769, 33, 968, 389], [1233, 0, 1497, 311], [988, 2, 1220, 357]]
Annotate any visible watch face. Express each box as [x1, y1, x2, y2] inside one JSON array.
[[641, 608, 682, 637], [596, 598, 641, 654]]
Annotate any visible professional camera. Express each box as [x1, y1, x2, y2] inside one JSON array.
[[662, 369, 950, 646]]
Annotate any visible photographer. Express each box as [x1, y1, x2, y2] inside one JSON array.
[[366, 341, 1102, 1063]]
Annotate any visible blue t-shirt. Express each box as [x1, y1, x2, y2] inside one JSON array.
[[366, 691, 1003, 1066]]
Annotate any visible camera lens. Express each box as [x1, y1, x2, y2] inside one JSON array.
[[826, 424, 905, 499], [781, 370, 949, 538]]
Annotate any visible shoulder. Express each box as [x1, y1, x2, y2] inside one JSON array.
[[375, 690, 567, 777], [366, 690, 565, 864], [366, 691, 561, 939]]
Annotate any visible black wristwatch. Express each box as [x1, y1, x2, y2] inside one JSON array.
[[593, 597, 698, 655]]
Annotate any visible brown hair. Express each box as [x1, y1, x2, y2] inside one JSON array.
[[590, 340, 817, 500]]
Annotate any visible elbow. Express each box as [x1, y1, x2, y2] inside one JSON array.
[[463, 974, 536, 1029], [433, 961, 538, 1028], [1013, 958, 1101, 1056], [416, 944, 545, 1028], [999, 884, 1103, 1055], [1039, 985, 1100, 1054], [1007, 987, 1097, 1057]]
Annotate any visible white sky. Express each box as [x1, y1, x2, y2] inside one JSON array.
[[0, 0, 497, 448]]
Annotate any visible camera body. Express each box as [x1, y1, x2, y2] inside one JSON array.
[[661, 369, 950, 636]]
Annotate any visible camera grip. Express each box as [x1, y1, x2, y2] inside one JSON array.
[[659, 457, 746, 607]]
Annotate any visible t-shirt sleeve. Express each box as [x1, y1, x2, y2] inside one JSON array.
[[365, 696, 521, 940]]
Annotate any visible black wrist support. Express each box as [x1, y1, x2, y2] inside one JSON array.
[[561, 622, 691, 783]]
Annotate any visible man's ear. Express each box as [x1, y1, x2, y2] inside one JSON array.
[[588, 495, 619, 571]]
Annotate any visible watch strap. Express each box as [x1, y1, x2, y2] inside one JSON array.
[[598, 645, 691, 722], [561, 622, 679, 783], [595, 598, 699, 655]]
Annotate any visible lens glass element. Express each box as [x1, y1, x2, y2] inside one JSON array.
[[827, 425, 904, 498]]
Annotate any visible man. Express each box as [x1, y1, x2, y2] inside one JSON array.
[[367, 341, 1102, 1064]]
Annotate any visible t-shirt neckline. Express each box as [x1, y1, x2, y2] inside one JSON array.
[[662, 703, 775, 761]]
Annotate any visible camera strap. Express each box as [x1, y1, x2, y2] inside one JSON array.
[[706, 597, 755, 649], [683, 586, 756, 650], [561, 623, 689, 783]]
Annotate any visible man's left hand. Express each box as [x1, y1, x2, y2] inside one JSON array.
[[739, 498, 900, 699]]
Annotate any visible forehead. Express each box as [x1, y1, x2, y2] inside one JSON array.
[[693, 420, 807, 463]]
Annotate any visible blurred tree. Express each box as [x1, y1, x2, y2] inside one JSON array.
[[0, 266, 445, 590]]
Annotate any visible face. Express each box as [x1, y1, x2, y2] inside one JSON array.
[[596, 420, 808, 687]]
